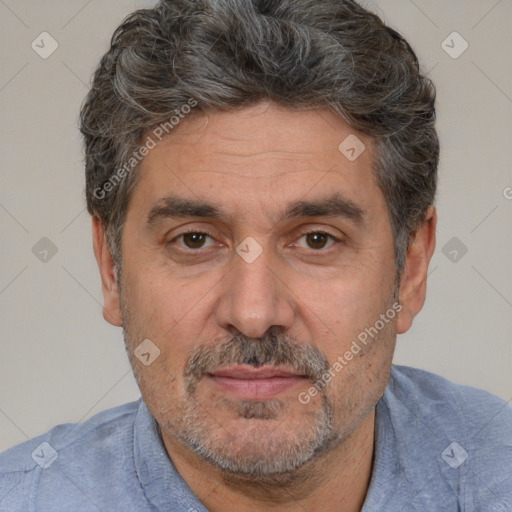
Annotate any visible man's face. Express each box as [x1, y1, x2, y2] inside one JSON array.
[[114, 103, 400, 475]]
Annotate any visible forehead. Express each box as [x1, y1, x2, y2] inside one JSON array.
[[146, 104, 370, 164], [130, 103, 382, 222]]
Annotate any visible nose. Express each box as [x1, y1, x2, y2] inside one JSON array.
[[214, 244, 296, 339]]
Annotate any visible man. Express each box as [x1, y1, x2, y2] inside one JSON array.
[[1, 0, 511, 510]]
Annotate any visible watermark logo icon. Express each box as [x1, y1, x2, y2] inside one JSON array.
[[442, 237, 468, 263], [236, 237, 263, 264], [134, 339, 161, 366], [32, 237, 58, 263], [31, 32, 59, 59], [338, 134, 366, 162], [442, 32, 468, 59], [442, 441, 468, 468], [31, 441, 58, 469]]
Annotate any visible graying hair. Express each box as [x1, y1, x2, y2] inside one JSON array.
[[81, 0, 439, 274]]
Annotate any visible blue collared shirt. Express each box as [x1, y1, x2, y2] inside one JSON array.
[[1, 365, 511, 511]]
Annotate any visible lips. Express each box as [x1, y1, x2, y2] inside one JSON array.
[[207, 365, 308, 400]]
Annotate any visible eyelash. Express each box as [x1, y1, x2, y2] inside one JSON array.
[[168, 229, 341, 252]]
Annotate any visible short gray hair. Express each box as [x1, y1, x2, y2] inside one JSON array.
[[81, 0, 439, 273]]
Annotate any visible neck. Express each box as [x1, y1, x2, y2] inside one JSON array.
[[161, 409, 376, 512]]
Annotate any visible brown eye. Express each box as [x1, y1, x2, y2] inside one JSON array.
[[182, 232, 209, 249], [306, 233, 329, 249], [297, 232, 338, 251], [170, 231, 216, 251]]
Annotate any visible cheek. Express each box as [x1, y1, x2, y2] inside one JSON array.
[[324, 318, 396, 425], [124, 265, 193, 333], [297, 263, 395, 354], [121, 266, 228, 377], [120, 274, 194, 417]]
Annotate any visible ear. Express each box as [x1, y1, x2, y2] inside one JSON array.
[[92, 216, 123, 327], [396, 206, 437, 334]]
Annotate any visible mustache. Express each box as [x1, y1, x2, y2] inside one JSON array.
[[184, 331, 330, 389]]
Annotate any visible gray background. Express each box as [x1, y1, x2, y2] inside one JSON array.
[[1, 0, 511, 452]]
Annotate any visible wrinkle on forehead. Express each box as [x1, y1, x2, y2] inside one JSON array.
[[190, 169, 324, 178], [209, 151, 327, 158], [156, 104, 368, 156]]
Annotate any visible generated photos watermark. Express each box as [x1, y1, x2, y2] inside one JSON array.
[[298, 301, 402, 404], [93, 98, 198, 201]]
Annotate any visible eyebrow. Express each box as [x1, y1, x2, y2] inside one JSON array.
[[146, 193, 365, 227]]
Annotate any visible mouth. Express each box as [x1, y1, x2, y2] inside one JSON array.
[[206, 365, 309, 400]]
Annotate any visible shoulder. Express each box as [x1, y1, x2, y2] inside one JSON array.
[[381, 365, 512, 508], [0, 400, 141, 511], [0, 399, 141, 472], [387, 364, 512, 433]]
